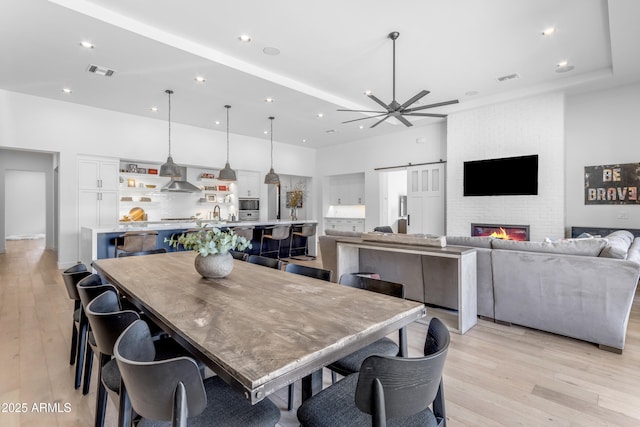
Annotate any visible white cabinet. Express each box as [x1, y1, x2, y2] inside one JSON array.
[[78, 157, 119, 226], [329, 173, 365, 205], [325, 218, 365, 233], [237, 170, 261, 198]]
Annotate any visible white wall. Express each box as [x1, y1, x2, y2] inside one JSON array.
[[0, 89, 316, 267], [565, 82, 640, 231], [447, 93, 566, 241], [316, 122, 446, 232], [5, 170, 46, 238]]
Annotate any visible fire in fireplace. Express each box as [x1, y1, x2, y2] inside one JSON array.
[[471, 223, 530, 241]]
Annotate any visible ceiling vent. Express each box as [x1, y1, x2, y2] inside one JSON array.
[[497, 73, 520, 82], [86, 64, 116, 77]]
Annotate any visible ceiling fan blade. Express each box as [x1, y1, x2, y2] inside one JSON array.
[[403, 113, 448, 118], [396, 115, 414, 127], [404, 99, 459, 113], [399, 90, 430, 110], [337, 109, 388, 114], [367, 94, 393, 112], [370, 115, 391, 128], [341, 113, 390, 124]]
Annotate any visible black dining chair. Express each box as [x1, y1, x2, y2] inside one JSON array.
[[327, 275, 407, 384], [61, 262, 92, 390], [297, 317, 450, 427], [230, 250, 249, 261], [115, 319, 281, 427], [284, 263, 332, 282], [247, 254, 282, 270]]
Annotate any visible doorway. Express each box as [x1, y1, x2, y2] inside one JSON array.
[[5, 170, 46, 240], [380, 169, 407, 232]]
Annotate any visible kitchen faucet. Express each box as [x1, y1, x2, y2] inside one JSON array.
[[213, 205, 221, 221]]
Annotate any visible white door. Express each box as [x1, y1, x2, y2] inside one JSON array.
[[406, 163, 445, 235]]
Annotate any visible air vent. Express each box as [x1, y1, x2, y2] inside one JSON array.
[[86, 64, 116, 77], [497, 73, 520, 82]]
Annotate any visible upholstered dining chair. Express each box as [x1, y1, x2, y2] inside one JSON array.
[[117, 248, 167, 257], [284, 263, 332, 282], [297, 317, 450, 427], [60, 262, 91, 390], [115, 319, 281, 427], [327, 276, 407, 384]]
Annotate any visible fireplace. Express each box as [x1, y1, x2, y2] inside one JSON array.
[[471, 223, 530, 241]]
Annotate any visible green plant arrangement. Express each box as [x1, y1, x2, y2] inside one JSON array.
[[166, 224, 252, 256]]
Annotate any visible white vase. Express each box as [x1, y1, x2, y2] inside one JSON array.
[[194, 252, 234, 279]]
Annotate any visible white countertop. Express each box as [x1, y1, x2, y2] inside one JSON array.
[[82, 219, 318, 234]]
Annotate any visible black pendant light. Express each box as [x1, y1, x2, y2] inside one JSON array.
[[159, 89, 181, 177], [217, 105, 237, 181], [264, 116, 280, 185]]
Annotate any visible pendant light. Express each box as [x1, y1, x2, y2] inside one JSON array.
[[159, 89, 181, 177], [264, 116, 280, 185], [217, 105, 237, 181]]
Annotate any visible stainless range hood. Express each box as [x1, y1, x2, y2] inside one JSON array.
[[161, 166, 200, 193]]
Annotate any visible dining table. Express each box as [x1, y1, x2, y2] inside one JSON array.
[[92, 251, 426, 405]]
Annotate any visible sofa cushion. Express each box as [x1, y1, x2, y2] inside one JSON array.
[[446, 235, 494, 249], [599, 230, 635, 259], [491, 238, 606, 257]]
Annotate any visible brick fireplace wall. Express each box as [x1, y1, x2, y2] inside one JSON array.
[[446, 93, 565, 242]]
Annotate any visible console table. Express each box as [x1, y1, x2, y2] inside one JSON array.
[[336, 240, 477, 334]]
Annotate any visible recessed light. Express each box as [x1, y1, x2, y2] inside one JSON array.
[[263, 47, 280, 56], [238, 34, 252, 43], [302, 139, 307, 143], [542, 27, 557, 36], [194, 76, 206, 83], [263, 130, 268, 135], [465, 90, 479, 96], [79, 41, 94, 49], [215, 121, 221, 125], [326, 129, 336, 134], [264, 97, 274, 103], [359, 125, 364, 129], [150, 107, 158, 112], [62, 88, 72, 94], [556, 61, 575, 73], [317, 113, 324, 118], [364, 90, 373, 95]]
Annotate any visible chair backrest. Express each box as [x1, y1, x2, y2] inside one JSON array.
[[266, 225, 290, 240], [117, 248, 167, 257], [354, 317, 450, 424], [122, 231, 158, 252], [115, 320, 207, 423], [247, 254, 282, 270], [373, 226, 394, 233], [85, 290, 140, 356], [285, 263, 332, 282], [230, 250, 249, 261], [294, 223, 317, 237], [61, 263, 91, 300], [76, 273, 117, 310], [233, 226, 254, 241]]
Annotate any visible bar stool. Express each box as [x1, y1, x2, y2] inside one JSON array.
[[61, 263, 92, 390], [288, 223, 317, 260], [232, 226, 254, 249], [114, 230, 158, 257], [259, 225, 290, 259]]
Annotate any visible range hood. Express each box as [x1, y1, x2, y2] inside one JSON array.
[[161, 166, 201, 193]]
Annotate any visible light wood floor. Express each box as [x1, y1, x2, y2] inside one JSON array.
[[2, 239, 640, 426]]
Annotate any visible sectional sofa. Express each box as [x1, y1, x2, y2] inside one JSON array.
[[319, 229, 640, 352]]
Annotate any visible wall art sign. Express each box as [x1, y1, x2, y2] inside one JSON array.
[[584, 162, 640, 204]]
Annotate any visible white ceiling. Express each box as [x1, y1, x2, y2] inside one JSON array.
[[1, 0, 639, 148]]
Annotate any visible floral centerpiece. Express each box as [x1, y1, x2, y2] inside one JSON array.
[[286, 181, 306, 220], [166, 223, 252, 279]]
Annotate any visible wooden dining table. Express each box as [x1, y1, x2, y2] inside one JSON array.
[[92, 251, 426, 404]]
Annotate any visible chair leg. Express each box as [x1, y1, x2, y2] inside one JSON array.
[[82, 343, 94, 395], [94, 353, 110, 427], [75, 315, 89, 389], [118, 380, 132, 427], [70, 319, 78, 365], [331, 371, 337, 385], [287, 383, 294, 411]]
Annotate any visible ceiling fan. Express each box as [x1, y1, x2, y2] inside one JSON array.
[[338, 31, 459, 128]]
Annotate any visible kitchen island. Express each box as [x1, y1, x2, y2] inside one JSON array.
[[80, 219, 317, 267]]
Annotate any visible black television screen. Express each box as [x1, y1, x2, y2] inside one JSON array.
[[463, 155, 538, 196]]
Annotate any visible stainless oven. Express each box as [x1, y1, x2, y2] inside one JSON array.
[[239, 198, 260, 211]]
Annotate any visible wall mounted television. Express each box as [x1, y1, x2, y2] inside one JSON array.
[[463, 154, 538, 196]]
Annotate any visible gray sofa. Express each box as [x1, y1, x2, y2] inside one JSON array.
[[319, 229, 640, 352]]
